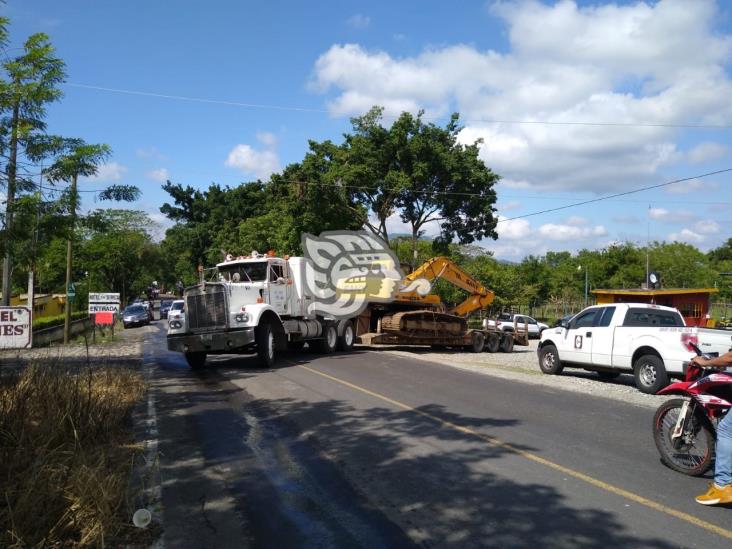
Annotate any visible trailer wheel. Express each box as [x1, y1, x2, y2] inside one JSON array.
[[499, 333, 514, 352], [337, 320, 355, 352], [256, 321, 277, 367], [485, 332, 500, 353], [314, 324, 338, 354], [469, 331, 485, 353]]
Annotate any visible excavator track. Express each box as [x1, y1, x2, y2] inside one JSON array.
[[381, 310, 467, 337]]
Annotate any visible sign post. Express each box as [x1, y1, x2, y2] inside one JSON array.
[[89, 293, 120, 341]]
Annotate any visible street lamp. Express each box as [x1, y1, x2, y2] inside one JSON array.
[[577, 265, 588, 307]]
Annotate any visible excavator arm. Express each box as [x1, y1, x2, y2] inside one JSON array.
[[396, 256, 494, 316]]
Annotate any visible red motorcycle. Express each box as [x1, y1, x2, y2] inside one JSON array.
[[653, 342, 732, 476]]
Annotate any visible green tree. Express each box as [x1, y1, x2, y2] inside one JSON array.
[[337, 107, 499, 266], [44, 141, 140, 342], [648, 241, 714, 288], [0, 26, 65, 304]]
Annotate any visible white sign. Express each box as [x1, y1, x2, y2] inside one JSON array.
[[89, 303, 121, 314], [0, 306, 31, 349], [89, 292, 120, 303]]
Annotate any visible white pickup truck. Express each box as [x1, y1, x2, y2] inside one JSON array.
[[537, 302, 732, 394]]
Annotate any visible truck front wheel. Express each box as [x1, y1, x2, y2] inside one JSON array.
[[538, 344, 563, 375], [256, 322, 277, 367], [185, 352, 207, 369]]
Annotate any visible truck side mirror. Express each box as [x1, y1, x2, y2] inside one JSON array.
[[560, 319, 569, 329]]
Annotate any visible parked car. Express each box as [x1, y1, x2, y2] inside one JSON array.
[[159, 299, 174, 319], [122, 305, 150, 329], [484, 313, 549, 338]]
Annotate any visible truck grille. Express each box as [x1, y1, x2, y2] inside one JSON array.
[[186, 284, 227, 331]]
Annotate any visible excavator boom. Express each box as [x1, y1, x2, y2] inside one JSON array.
[[397, 256, 494, 316]]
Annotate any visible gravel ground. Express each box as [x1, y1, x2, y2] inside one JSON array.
[[377, 339, 675, 410]]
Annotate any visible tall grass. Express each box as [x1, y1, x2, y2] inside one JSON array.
[[0, 363, 147, 547]]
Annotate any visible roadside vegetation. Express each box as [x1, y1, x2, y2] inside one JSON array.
[[0, 363, 148, 546]]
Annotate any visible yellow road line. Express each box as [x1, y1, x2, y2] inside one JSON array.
[[297, 363, 732, 541]]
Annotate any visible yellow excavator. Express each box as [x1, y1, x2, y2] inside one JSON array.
[[357, 257, 526, 352]]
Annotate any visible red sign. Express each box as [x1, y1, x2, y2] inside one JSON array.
[[95, 312, 115, 325]]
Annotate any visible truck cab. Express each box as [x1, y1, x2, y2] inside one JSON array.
[[167, 252, 355, 369]]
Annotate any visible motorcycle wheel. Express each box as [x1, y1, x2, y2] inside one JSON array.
[[653, 398, 715, 476]]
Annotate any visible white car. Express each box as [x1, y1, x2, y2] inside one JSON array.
[[167, 300, 186, 334], [484, 313, 549, 338]]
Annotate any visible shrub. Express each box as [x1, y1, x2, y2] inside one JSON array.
[[33, 311, 89, 331]]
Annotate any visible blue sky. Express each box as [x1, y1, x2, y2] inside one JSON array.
[[5, 0, 732, 260]]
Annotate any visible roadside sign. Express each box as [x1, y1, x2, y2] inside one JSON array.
[[89, 292, 120, 303], [95, 312, 115, 325], [89, 292, 121, 315], [89, 303, 120, 314], [0, 306, 31, 349]]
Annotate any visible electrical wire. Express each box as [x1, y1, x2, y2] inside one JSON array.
[[65, 82, 732, 129]]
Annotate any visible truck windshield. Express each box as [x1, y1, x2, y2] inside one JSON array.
[[220, 262, 268, 283]]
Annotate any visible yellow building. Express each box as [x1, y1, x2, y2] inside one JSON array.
[[8, 294, 67, 319]]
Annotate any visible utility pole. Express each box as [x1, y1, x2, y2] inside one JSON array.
[[63, 173, 78, 344], [2, 100, 20, 306], [584, 267, 588, 307]]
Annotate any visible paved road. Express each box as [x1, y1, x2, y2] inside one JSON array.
[[143, 324, 731, 548]]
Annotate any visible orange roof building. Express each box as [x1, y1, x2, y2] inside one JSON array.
[[592, 288, 718, 327]]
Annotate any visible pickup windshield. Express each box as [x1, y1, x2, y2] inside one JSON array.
[[219, 262, 268, 283]]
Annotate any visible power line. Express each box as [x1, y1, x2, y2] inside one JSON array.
[[65, 83, 732, 129], [496, 168, 732, 223]]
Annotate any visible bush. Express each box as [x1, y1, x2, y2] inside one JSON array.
[[33, 311, 89, 331]]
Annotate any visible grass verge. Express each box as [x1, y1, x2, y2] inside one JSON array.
[[0, 362, 150, 547]]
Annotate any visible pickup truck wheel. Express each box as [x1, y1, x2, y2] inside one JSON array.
[[499, 333, 514, 353], [185, 352, 207, 369], [633, 355, 668, 394], [597, 371, 621, 380], [337, 321, 355, 352], [485, 332, 500, 353], [314, 324, 337, 354], [256, 322, 277, 367], [469, 331, 485, 353], [539, 344, 563, 375]]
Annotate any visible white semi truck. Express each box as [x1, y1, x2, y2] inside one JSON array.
[[167, 252, 356, 368]]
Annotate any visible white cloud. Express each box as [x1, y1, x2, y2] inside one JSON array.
[[145, 168, 170, 183], [665, 177, 719, 194], [648, 207, 695, 222], [311, 0, 732, 193], [538, 223, 607, 241], [669, 228, 704, 243], [687, 142, 731, 164], [694, 219, 720, 234], [225, 143, 280, 180], [346, 14, 370, 29], [85, 162, 126, 182], [496, 216, 531, 240], [256, 132, 277, 147]]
